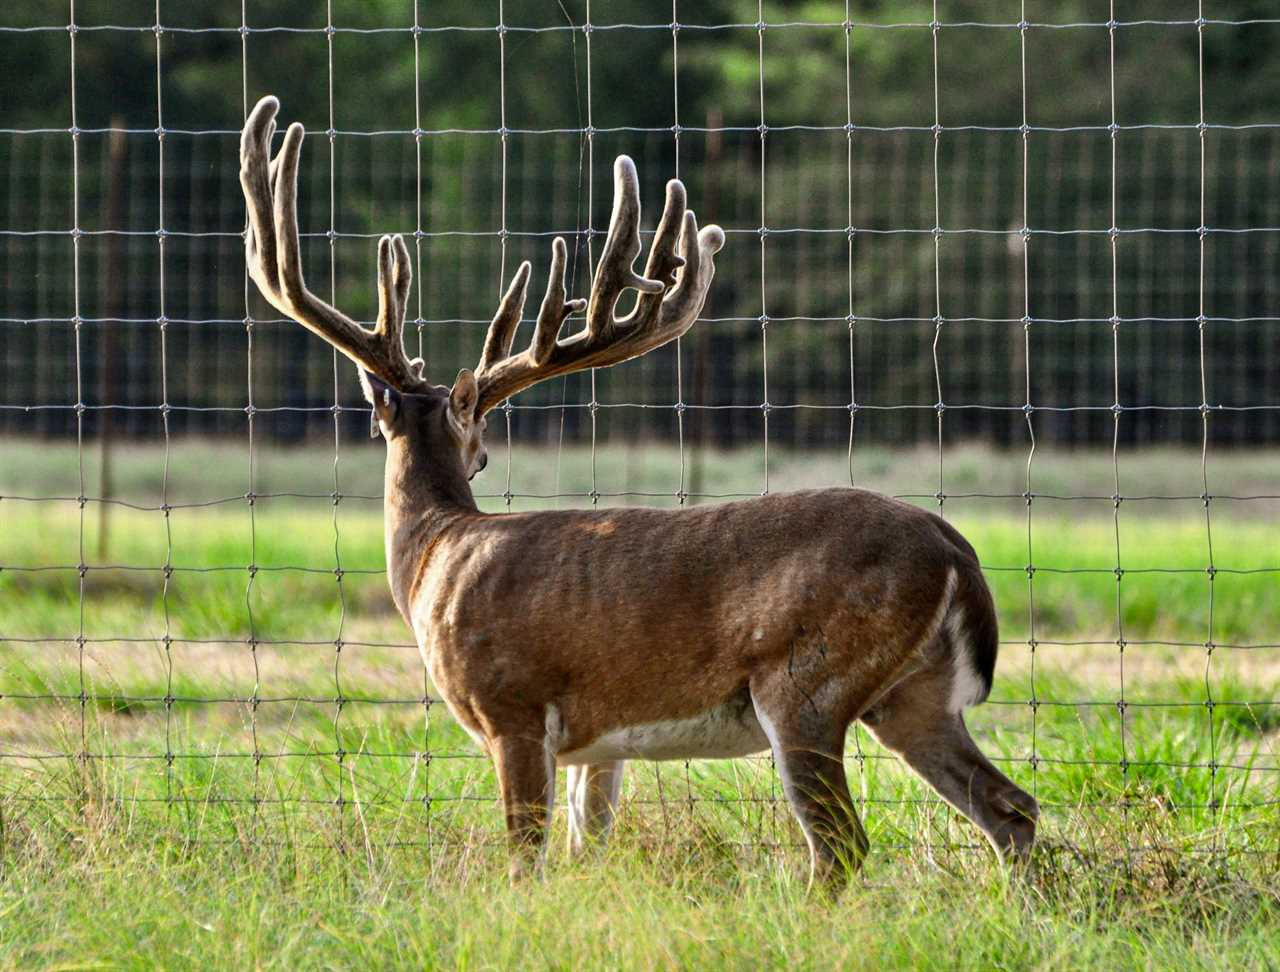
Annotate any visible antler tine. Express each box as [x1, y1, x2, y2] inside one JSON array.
[[585, 157, 665, 339], [624, 177, 688, 326], [471, 155, 722, 416], [375, 235, 407, 340], [476, 262, 532, 374], [240, 95, 430, 393], [532, 237, 587, 365], [377, 232, 427, 382], [242, 99, 280, 295], [654, 209, 725, 330], [650, 180, 689, 279], [472, 238, 584, 401]]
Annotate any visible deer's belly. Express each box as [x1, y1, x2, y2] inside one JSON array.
[[556, 694, 769, 764]]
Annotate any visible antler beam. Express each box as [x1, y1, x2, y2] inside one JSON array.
[[240, 96, 429, 393], [473, 156, 725, 415]]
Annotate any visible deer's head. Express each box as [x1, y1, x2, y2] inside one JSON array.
[[358, 370, 489, 481], [239, 96, 724, 485]]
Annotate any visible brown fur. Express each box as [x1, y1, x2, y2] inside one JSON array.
[[239, 94, 1038, 889], [416, 489, 956, 747]]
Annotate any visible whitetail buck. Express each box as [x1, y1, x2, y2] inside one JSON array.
[[240, 95, 1037, 888]]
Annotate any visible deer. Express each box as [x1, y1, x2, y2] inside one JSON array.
[[240, 95, 1038, 890]]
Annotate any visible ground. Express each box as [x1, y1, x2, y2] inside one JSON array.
[[1, 440, 1277, 968]]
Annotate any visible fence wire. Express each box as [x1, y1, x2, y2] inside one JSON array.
[[1, 2, 1278, 867]]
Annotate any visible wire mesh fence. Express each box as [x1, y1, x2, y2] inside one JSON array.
[[1, 1, 1278, 868]]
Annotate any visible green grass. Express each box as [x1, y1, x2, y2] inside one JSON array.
[[2, 441, 1279, 967], [2, 830, 1277, 969]]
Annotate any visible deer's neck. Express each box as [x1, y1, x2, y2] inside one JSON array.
[[381, 438, 478, 623]]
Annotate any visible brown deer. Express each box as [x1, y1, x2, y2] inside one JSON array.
[[240, 95, 1037, 889]]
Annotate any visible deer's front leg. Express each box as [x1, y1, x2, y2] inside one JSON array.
[[490, 733, 555, 881]]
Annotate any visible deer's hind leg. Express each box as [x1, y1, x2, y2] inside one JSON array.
[[750, 669, 868, 892], [566, 761, 625, 855], [861, 664, 1038, 862]]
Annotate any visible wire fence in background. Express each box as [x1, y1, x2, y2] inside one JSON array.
[[1, 2, 1278, 866]]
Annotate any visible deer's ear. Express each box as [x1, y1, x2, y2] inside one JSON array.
[[360, 371, 401, 437], [447, 369, 479, 434]]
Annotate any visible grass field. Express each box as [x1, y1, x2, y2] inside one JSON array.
[[2, 439, 1278, 968]]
